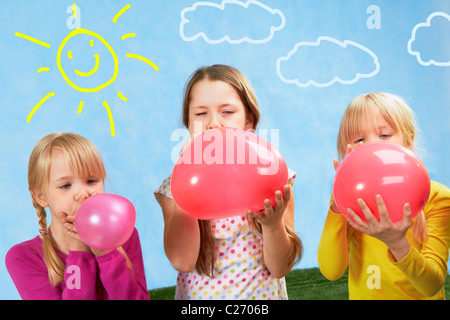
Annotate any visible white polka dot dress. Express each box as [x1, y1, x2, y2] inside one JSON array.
[[154, 170, 295, 300]]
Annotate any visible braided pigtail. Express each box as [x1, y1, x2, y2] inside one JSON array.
[[33, 197, 65, 286]]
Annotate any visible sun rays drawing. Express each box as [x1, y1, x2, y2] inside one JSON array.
[[14, 3, 159, 137]]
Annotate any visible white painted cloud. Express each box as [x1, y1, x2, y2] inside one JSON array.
[[407, 12, 450, 67], [276, 36, 380, 88], [180, 0, 285, 44]]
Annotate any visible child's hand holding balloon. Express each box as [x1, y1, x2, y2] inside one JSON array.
[[249, 184, 292, 229], [332, 144, 353, 172], [74, 193, 136, 254], [59, 212, 92, 253], [64, 213, 109, 256], [171, 128, 289, 220], [332, 143, 430, 223], [345, 194, 413, 261]]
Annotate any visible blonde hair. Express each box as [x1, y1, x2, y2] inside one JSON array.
[[337, 92, 427, 244], [337, 92, 416, 160], [181, 65, 301, 275], [28, 132, 131, 286]]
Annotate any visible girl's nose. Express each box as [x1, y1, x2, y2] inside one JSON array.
[[207, 115, 221, 130]]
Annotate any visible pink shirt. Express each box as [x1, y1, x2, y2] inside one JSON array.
[[5, 228, 149, 300]]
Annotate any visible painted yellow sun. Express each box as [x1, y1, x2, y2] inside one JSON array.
[[15, 3, 158, 136]]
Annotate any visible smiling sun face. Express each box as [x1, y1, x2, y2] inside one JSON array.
[[57, 28, 118, 93], [15, 3, 159, 137]]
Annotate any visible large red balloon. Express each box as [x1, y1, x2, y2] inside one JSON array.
[[171, 128, 288, 220], [333, 143, 430, 223], [76, 193, 136, 251]]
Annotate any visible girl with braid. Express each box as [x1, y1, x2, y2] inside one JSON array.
[[6, 132, 149, 300]]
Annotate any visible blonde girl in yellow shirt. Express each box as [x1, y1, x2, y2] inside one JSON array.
[[318, 92, 450, 299]]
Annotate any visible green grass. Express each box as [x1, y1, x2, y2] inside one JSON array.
[[149, 267, 450, 300], [283, 268, 349, 299]]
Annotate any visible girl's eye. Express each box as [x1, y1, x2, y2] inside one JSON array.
[[87, 179, 97, 184], [59, 183, 71, 189], [354, 138, 365, 144], [223, 110, 234, 115], [195, 112, 206, 116], [380, 134, 391, 138]]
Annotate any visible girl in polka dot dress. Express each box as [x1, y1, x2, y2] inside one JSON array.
[[154, 65, 302, 300]]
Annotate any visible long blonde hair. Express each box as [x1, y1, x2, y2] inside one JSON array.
[[337, 92, 427, 244], [28, 132, 131, 286], [182, 65, 302, 275]]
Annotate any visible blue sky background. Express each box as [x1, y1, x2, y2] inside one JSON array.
[[0, 0, 449, 299]]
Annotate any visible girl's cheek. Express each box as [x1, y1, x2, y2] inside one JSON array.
[[189, 120, 205, 137]]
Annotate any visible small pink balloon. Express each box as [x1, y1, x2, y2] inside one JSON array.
[[333, 143, 430, 223], [76, 193, 136, 251], [171, 127, 288, 220]]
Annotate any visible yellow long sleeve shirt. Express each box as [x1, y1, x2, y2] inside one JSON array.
[[318, 181, 450, 299]]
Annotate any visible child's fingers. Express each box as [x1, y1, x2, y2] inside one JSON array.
[[333, 159, 339, 171], [374, 194, 392, 224], [250, 188, 287, 223], [248, 209, 263, 222], [345, 144, 353, 157], [64, 222, 76, 233], [346, 207, 366, 227], [357, 198, 379, 225], [64, 215, 78, 234], [269, 189, 287, 215], [247, 209, 256, 219], [345, 208, 369, 233], [401, 203, 413, 225], [264, 198, 274, 214], [67, 230, 83, 242], [282, 185, 291, 203]]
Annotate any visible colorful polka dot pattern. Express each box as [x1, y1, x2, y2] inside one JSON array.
[[155, 170, 295, 300], [174, 215, 288, 300]]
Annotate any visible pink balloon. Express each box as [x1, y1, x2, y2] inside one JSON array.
[[333, 143, 430, 223], [76, 193, 136, 251], [171, 128, 289, 220]]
